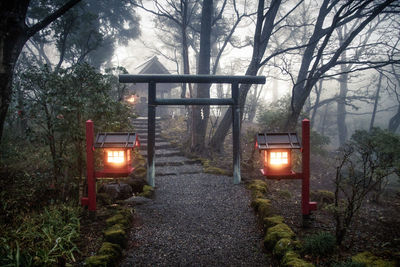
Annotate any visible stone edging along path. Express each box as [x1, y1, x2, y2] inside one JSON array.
[[109, 118, 267, 266]]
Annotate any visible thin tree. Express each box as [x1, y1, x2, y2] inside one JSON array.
[[0, 0, 82, 144]]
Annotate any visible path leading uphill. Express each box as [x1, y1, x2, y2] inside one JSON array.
[[120, 117, 269, 266]]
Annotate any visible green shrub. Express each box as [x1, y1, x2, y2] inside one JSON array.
[[0, 204, 80, 266], [303, 232, 336, 257]]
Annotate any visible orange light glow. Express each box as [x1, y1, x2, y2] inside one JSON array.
[[107, 150, 125, 164], [270, 151, 288, 165], [126, 95, 136, 103]]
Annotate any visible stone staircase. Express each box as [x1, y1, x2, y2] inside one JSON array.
[[132, 117, 203, 176]]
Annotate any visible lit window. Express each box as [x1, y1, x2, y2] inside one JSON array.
[[270, 151, 288, 165], [107, 151, 124, 164]]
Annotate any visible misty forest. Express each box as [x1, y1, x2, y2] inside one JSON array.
[[1, 0, 400, 266]]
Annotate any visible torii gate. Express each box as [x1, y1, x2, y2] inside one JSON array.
[[119, 74, 266, 186]]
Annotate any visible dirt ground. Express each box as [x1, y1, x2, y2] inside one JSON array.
[[238, 121, 400, 264]]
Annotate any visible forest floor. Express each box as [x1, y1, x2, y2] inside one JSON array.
[[161, 117, 400, 265], [74, 116, 400, 266]]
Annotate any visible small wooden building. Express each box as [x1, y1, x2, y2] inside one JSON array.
[[125, 56, 178, 117]]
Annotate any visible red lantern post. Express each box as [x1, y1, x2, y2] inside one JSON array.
[[256, 119, 317, 226], [81, 120, 139, 214]]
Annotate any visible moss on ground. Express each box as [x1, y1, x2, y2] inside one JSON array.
[[103, 224, 126, 247], [264, 223, 295, 249], [248, 179, 268, 192], [273, 238, 294, 258], [106, 213, 129, 228], [251, 198, 272, 219], [282, 251, 315, 267], [352, 252, 395, 267], [98, 242, 122, 258], [204, 166, 232, 176], [263, 215, 284, 229], [85, 254, 114, 267], [139, 185, 154, 198]]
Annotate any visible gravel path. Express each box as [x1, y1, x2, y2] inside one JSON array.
[[120, 173, 269, 266]]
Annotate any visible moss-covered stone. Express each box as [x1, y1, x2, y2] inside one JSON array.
[[248, 180, 268, 193], [251, 198, 272, 219], [106, 214, 129, 228], [98, 242, 122, 258], [264, 223, 295, 249], [282, 251, 314, 267], [139, 185, 154, 198], [104, 224, 127, 247], [263, 215, 284, 229], [285, 258, 315, 267], [251, 189, 265, 199], [273, 238, 294, 258], [85, 254, 113, 266], [352, 251, 395, 267]]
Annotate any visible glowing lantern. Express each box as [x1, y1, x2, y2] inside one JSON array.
[[256, 133, 300, 176], [255, 120, 317, 222], [81, 121, 140, 213], [126, 94, 138, 104], [94, 132, 139, 175]]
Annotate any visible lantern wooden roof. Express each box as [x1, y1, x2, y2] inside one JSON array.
[[256, 133, 301, 150], [94, 132, 139, 148]]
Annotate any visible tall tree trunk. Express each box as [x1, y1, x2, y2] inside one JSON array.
[[388, 105, 400, 133], [310, 79, 323, 128], [284, 0, 330, 131], [369, 72, 383, 131], [0, 36, 27, 145], [210, 0, 282, 152], [337, 70, 349, 147], [191, 0, 213, 152], [0, 0, 81, 145], [181, 0, 190, 99]]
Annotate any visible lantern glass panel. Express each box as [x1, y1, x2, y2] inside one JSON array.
[[107, 150, 125, 164], [270, 151, 288, 165]]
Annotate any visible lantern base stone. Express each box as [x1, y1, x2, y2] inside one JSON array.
[[261, 169, 302, 180], [96, 167, 135, 178]]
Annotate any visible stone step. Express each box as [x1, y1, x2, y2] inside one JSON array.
[[141, 149, 183, 158], [155, 164, 203, 176], [137, 133, 162, 140], [134, 126, 161, 131], [139, 142, 174, 150], [154, 156, 200, 166]]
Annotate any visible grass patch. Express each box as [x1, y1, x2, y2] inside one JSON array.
[[0, 204, 81, 266]]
